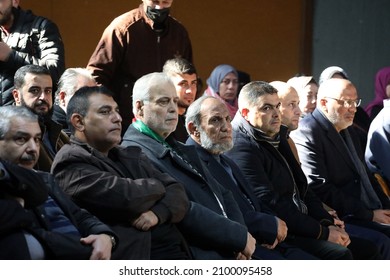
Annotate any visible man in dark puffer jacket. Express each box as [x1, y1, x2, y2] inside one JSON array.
[[0, 0, 65, 105]]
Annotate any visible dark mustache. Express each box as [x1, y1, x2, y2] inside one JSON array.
[[34, 100, 50, 107]]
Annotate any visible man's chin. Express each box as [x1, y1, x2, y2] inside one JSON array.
[[19, 162, 36, 169]]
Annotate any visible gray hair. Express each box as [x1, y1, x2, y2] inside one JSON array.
[[238, 81, 278, 109], [0, 106, 38, 139], [54, 68, 95, 104], [132, 72, 174, 115], [185, 95, 215, 134]]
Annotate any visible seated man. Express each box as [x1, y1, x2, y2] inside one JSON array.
[[12, 64, 69, 171], [291, 78, 390, 237], [52, 67, 97, 135], [225, 81, 380, 259], [51, 86, 190, 260], [0, 106, 116, 260], [185, 95, 316, 259], [272, 80, 390, 259], [121, 72, 256, 260]]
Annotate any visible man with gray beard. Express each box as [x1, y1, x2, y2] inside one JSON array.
[[291, 78, 390, 237], [185, 95, 317, 260], [121, 72, 256, 260]]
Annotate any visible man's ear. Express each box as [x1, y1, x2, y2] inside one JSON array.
[[318, 98, 327, 112], [187, 122, 199, 137], [134, 100, 143, 118], [241, 108, 249, 120], [59, 91, 66, 107], [12, 89, 21, 105], [70, 113, 85, 132]]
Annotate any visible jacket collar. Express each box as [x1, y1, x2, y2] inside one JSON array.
[[311, 109, 357, 171]]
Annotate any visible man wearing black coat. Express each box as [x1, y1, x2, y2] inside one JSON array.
[[0, 106, 116, 260], [185, 95, 317, 259], [121, 72, 256, 260], [0, 0, 64, 105], [225, 81, 381, 259]]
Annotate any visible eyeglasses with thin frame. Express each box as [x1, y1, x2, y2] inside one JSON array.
[[324, 97, 361, 108]]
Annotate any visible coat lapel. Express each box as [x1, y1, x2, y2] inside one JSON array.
[[312, 110, 357, 172]]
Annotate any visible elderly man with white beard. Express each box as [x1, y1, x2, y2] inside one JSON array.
[[121, 72, 256, 260], [184, 95, 318, 260]]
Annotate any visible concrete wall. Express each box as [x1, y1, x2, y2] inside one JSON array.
[[312, 0, 390, 106]]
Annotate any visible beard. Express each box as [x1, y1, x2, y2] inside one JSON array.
[[21, 98, 53, 125], [199, 128, 233, 154], [0, 6, 14, 26]]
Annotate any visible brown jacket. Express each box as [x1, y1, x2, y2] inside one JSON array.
[[87, 4, 193, 131], [51, 138, 190, 259]]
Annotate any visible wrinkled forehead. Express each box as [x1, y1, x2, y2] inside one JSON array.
[[149, 82, 177, 99], [6, 117, 41, 137], [201, 98, 229, 117]]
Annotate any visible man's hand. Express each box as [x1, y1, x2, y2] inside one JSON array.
[[276, 217, 288, 243], [132, 210, 159, 231], [238, 232, 256, 260], [327, 226, 350, 247], [262, 217, 287, 250], [0, 42, 12, 61], [328, 210, 345, 229], [80, 234, 112, 260], [373, 209, 390, 224]]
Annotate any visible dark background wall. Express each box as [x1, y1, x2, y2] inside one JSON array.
[[21, 0, 388, 105], [312, 0, 390, 106], [21, 0, 308, 88]]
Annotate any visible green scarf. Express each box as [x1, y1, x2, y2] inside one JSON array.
[[132, 119, 170, 147]]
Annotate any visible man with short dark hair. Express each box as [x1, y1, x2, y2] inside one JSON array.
[[12, 64, 68, 171], [163, 58, 198, 142], [0, 0, 64, 106], [225, 81, 381, 259], [52, 86, 190, 260], [0, 106, 116, 260]]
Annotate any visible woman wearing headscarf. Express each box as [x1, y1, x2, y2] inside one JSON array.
[[365, 66, 390, 120], [204, 64, 239, 118], [318, 66, 349, 85]]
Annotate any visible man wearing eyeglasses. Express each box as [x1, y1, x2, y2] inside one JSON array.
[[224, 81, 368, 259], [291, 78, 390, 238]]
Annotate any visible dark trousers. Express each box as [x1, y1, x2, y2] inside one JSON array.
[[253, 243, 318, 260], [287, 236, 353, 260], [346, 223, 390, 259]]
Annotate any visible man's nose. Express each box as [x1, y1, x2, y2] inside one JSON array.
[[26, 138, 39, 152]]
